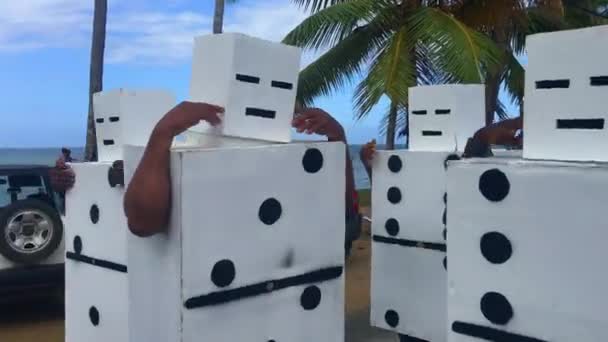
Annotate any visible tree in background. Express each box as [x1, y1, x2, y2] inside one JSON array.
[[213, 0, 238, 34], [284, 0, 502, 149], [458, 0, 608, 126], [84, 0, 107, 162], [284, 0, 608, 148]]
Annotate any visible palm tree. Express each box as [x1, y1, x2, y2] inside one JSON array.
[[457, 0, 608, 125], [284, 0, 502, 149], [213, 0, 238, 34], [84, 0, 108, 162], [284, 0, 607, 147]]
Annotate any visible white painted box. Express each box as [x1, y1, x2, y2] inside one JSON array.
[[93, 89, 175, 162], [447, 155, 608, 341], [124, 141, 345, 342], [409, 84, 485, 152], [189, 33, 302, 143], [370, 150, 454, 341], [64, 162, 129, 342], [524, 25, 608, 162]]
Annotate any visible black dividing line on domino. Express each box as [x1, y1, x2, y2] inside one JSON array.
[[65, 251, 128, 273], [372, 235, 446, 252], [452, 321, 547, 342], [184, 266, 343, 309]]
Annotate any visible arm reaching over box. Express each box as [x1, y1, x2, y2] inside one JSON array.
[[463, 117, 523, 158], [123, 101, 224, 237]]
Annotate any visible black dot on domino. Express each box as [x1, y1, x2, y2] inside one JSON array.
[[385, 218, 400, 236], [259, 198, 282, 225], [444, 154, 461, 169], [443, 192, 447, 204], [211, 259, 236, 288], [442, 208, 447, 225], [480, 232, 512, 264], [89, 306, 100, 326], [443, 228, 447, 240], [479, 169, 510, 202], [89, 204, 100, 224], [443, 256, 447, 270], [384, 309, 399, 328], [480, 292, 513, 325], [387, 155, 402, 173], [302, 148, 324, 173], [387, 187, 402, 204], [300, 285, 321, 310], [73, 236, 83, 254]]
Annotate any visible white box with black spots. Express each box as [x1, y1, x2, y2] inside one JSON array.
[[125, 141, 345, 342], [64, 162, 129, 342], [447, 155, 608, 342], [370, 150, 459, 342]]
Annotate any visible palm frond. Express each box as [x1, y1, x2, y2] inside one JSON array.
[[415, 43, 457, 85], [378, 104, 407, 137], [409, 7, 503, 83], [495, 99, 511, 121], [283, 0, 391, 51], [295, 22, 391, 106], [291, 0, 352, 13], [353, 25, 415, 120], [501, 52, 525, 109]]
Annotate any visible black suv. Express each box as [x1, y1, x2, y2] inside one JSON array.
[[0, 165, 64, 297]]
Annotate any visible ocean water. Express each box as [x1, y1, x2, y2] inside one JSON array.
[[0, 145, 373, 189]]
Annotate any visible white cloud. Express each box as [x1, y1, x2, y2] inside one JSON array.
[[106, 11, 211, 64], [0, 0, 319, 65], [0, 0, 93, 51]]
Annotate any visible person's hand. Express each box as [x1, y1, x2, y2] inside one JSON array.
[[480, 117, 523, 147], [360, 139, 376, 169], [292, 107, 345, 142], [153, 101, 224, 139], [49, 156, 75, 192]]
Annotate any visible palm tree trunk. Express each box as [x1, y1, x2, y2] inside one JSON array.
[[213, 0, 225, 34], [485, 72, 500, 126], [485, 29, 508, 126], [84, 0, 107, 162], [385, 102, 398, 150]]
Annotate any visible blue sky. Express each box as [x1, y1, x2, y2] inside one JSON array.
[[0, 0, 518, 148]]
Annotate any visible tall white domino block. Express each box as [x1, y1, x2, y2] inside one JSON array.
[[93, 89, 176, 162], [64, 163, 129, 342], [370, 84, 483, 341], [189, 33, 302, 143], [447, 155, 608, 342], [370, 151, 458, 341], [409, 84, 485, 152], [124, 142, 345, 342], [524, 25, 608, 162]]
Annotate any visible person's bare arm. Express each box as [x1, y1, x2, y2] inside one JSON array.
[[359, 140, 376, 185], [123, 101, 224, 237], [123, 129, 173, 237], [463, 117, 523, 158]]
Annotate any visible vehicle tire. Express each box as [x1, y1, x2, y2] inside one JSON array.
[[0, 199, 64, 265]]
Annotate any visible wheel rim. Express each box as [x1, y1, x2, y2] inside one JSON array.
[[4, 209, 54, 254]]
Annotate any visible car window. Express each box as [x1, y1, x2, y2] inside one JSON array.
[[7, 174, 50, 203], [0, 176, 8, 207]]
